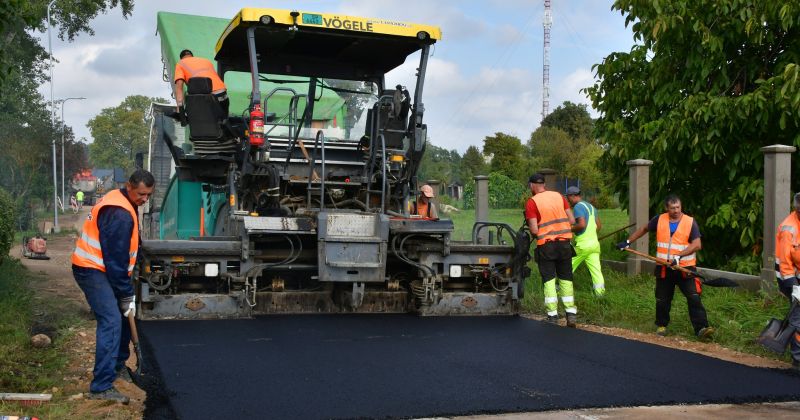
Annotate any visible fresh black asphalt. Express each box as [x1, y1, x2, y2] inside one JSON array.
[[138, 315, 800, 419]]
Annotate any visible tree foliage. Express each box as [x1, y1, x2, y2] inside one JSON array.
[[0, 187, 14, 259], [541, 101, 594, 141], [462, 172, 528, 210], [585, 0, 800, 269], [483, 132, 530, 183], [459, 145, 487, 183], [415, 142, 462, 186], [88, 95, 166, 172]]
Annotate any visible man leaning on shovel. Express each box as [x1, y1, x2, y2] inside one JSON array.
[[616, 194, 715, 340], [773, 192, 800, 371]]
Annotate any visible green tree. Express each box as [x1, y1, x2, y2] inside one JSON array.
[[527, 126, 604, 192], [585, 0, 800, 269], [88, 95, 166, 171], [483, 132, 529, 183], [459, 145, 487, 183], [462, 172, 528, 210], [541, 101, 594, 141], [0, 187, 14, 260]]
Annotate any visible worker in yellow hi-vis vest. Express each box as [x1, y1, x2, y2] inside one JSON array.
[[565, 186, 605, 297]]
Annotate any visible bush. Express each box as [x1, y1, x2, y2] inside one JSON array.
[[0, 188, 15, 259], [462, 172, 528, 209]]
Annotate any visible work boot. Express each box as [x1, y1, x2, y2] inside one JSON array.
[[545, 315, 559, 324], [87, 386, 130, 404], [116, 366, 133, 383], [696, 326, 715, 341], [566, 313, 577, 328], [656, 326, 667, 336]]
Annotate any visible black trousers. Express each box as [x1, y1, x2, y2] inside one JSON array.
[[655, 268, 709, 334]]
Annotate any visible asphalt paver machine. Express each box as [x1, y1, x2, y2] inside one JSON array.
[[139, 8, 530, 318]]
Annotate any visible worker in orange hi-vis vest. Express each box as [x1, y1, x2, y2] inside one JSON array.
[[174, 49, 229, 115], [774, 192, 800, 371], [525, 173, 577, 327], [71, 169, 155, 404], [619, 194, 714, 341], [412, 184, 439, 219]]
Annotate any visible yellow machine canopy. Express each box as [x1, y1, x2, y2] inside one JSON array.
[[214, 8, 442, 81]]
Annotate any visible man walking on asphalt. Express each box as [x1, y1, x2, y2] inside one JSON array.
[[618, 194, 714, 340], [76, 190, 85, 209], [526, 173, 578, 326], [71, 169, 155, 403], [566, 186, 605, 297], [773, 192, 800, 370]]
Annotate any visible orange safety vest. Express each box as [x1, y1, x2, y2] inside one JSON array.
[[531, 191, 572, 245], [71, 189, 139, 275], [776, 212, 800, 280], [656, 213, 696, 267], [174, 56, 226, 94], [413, 200, 431, 218]]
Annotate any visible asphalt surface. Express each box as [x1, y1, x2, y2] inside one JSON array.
[[139, 315, 800, 419]]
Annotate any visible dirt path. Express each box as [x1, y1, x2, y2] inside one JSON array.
[[15, 208, 145, 419]]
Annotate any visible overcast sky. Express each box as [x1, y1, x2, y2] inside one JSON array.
[[39, 0, 634, 153]]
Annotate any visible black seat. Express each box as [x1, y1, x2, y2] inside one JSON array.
[[185, 77, 225, 140], [369, 86, 410, 149], [184, 77, 238, 155]]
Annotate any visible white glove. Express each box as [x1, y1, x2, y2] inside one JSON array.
[[792, 285, 800, 303], [671, 255, 681, 266], [119, 295, 136, 317]]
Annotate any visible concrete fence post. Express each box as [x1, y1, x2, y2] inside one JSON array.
[[427, 179, 441, 211], [626, 159, 653, 276], [539, 168, 558, 193], [474, 175, 489, 244], [760, 145, 796, 291]]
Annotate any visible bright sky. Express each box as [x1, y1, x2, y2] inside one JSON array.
[[39, 0, 634, 153]]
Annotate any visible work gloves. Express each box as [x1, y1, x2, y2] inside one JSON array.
[[793, 285, 800, 303], [615, 239, 630, 250], [119, 295, 136, 317], [671, 255, 681, 266]]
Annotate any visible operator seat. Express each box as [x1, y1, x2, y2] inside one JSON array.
[[366, 86, 410, 150], [184, 77, 237, 155]]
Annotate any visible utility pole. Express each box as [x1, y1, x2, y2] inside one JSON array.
[[47, 0, 59, 233], [59, 97, 87, 209], [542, 0, 552, 121]]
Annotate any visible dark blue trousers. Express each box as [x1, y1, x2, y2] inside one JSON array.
[[73, 265, 131, 392]]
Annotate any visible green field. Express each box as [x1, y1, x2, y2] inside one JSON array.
[[443, 206, 792, 360]]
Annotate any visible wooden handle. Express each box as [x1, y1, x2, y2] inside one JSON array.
[[127, 313, 139, 345], [297, 140, 321, 181], [598, 223, 636, 241], [624, 247, 695, 276]]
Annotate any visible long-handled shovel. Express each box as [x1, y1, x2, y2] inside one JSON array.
[[598, 223, 636, 241], [624, 248, 739, 288], [127, 313, 143, 375]]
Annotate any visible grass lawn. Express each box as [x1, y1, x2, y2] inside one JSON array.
[[445, 206, 793, 361], [0, 258, 83, 418]]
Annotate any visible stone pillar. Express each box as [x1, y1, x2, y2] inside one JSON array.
[[626, 159, 653, 276], [539, 168, 558, 193], [427, 179, 442, 210], [474, 175, 489, 244], [761, 145, 796, 291]]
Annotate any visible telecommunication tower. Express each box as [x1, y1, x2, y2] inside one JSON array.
[[542, 0, 552, 121]]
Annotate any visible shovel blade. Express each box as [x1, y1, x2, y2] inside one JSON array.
[[757, 318, 794, 353]]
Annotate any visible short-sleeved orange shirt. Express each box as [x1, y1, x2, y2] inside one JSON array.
[[174, 56, 226, 93]]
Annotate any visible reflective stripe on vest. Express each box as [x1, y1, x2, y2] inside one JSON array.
[[574, 201, 599, 249], [71, 189, 139, 276], [655, 213, 695, 267], [531, 190, 573, 246]]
